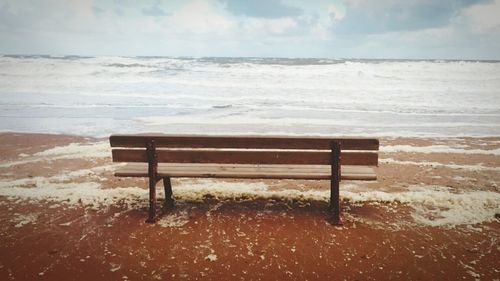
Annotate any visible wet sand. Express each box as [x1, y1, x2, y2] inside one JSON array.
[[0, 133, 499, 280]]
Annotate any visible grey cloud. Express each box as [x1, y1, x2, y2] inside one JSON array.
[[334, 0, 492, 34], [220, 0, 302, 18], [114, 8, 124, 17], [92, 5, 105, 15], [142, 0, 167, 17]]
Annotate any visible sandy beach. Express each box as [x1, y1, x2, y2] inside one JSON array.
[[0, 132, 498, 280]]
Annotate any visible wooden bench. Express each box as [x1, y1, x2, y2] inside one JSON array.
[[109, 135, 379, 224]]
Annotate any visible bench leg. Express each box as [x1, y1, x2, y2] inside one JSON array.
[[330, 141, 342, 225], [163, 177, 174, 209], [146, 177, 157, 223], [330, 175, 342, 225], [145, 139, 159, 223]]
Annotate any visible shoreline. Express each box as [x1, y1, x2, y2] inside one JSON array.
[[3, 129, 500, 140], [0, 132, 499, 280]]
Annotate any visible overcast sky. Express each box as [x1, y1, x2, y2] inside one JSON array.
[[1, 0, 499, 59]]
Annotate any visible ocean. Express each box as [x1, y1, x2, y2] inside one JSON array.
[[1, 55, 499, 137]]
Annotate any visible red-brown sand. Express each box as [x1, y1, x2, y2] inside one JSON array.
[[0, 133, 499, 280]]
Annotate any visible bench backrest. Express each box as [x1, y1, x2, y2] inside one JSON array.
[[110, 135, 379, 166]]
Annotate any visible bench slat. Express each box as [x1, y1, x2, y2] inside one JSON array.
[[112, 149, 378, 166], [114, 163, 377, 181], [110, 135, 379, 150]]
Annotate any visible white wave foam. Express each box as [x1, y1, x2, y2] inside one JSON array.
[[169, 182, 500, 226], [12, 213, 39, 228], [381, 145, 500, 155], [380, 158, 500, 172], [343, 185, 500, 227], [0, 141, 110, 168], [0, 182, 146, 209], [34, 141, 109, 158], [135, 115, 500, 129], [1, 173, 498, 226], [2, 57, 500, 136], [157, 211, 190, 228], [136, 116, 354, 126]]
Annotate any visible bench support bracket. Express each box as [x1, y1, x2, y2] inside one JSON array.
[[330, 141, 342, 225]]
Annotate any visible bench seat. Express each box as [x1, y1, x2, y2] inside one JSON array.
[[115, 163, 377, 180]]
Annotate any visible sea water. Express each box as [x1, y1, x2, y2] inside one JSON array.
[[0, 55, 499, 137]]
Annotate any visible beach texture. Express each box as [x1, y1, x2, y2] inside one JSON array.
[[0, 133, 499, 280]]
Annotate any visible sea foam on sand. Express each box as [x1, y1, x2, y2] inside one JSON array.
[[381, 145, 500, 155], [380, 158, 500, 172], [0, 140, 498, 227], [0, 173, 498, 227], [0, 141, 110, 168]]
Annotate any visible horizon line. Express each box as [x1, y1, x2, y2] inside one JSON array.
[[2, 54, 500, 63]]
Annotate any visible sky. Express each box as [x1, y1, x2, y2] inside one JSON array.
[[0, 0, 499, 59]]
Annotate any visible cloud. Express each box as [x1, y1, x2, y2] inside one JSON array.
[[328, 4, 345, 21], [335, 0, 491, 34], [0, 0, 97, 33], [323, 0, 500, 60], [460, 0, 500, 33], [165, 0, 236, 35], [243, 17, 298, 35], [142, 0, 168, 16], [0, 0, 499, 59], [220, 0, 302, 18]]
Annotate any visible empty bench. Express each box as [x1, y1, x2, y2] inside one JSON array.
[[109, 135, 379, 224]]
